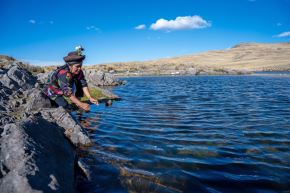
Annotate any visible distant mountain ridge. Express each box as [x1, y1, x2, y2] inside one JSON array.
[[87, 42, 290, 76]]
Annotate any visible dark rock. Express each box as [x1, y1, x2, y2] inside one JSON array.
[[0, 63, 36, 90], [0, 105, 6, 112], [0, 114, 76, 193], [0, 113, 15, 127], [0, 82, 12, 101], [10, 100, 20, 108], [105, 99, 113, 107], [37, 72, 51, 84], [41, 108, 91, 146], [24, 89, 51, 112], [77, 159, 91, 181]]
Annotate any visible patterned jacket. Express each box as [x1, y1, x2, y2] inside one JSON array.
[[44, 65, 88, 100]]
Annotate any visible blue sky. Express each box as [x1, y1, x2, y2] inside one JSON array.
[[1, 0, 290, 66]]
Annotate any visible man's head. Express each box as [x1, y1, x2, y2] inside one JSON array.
[[69, 63, 82, 75], [63, 48, 85, 75]]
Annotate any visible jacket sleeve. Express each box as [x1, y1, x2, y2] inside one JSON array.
[[77, 70, 88, 87], [57, 70, 73, 97]]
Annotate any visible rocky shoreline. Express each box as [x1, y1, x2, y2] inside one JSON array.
[[88, 64, 251, 77], [0, 57, 122, 192]]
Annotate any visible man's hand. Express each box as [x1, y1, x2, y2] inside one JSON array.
[[70, 95, 90, 111], [83, 87, 99, 106], [89, 97, 99, 105], [78, 102, 90, 111]]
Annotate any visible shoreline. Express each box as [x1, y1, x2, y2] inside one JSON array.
[[115, 70, 290, 79], [0, 59, 122, 192]]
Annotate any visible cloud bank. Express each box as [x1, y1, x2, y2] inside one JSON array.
[[276, 31, 290, 37], [150, 15, 211, 31]]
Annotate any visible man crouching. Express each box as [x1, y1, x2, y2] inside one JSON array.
[[44, 46, 98, 111]]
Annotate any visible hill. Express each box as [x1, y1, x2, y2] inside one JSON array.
[[86, 42, 290, 76]]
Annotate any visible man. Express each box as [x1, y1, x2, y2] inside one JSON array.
[[44, 46, 98, 111]]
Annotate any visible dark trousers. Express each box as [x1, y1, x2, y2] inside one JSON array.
[[74, 81, 84, 98], [50, 82, 84, 110], [50, 96, 71, 110]]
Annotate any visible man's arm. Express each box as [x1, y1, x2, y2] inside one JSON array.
[[69, 94, 90, 111], [57, 70, 90, 111], [83, 86, 99, 105]]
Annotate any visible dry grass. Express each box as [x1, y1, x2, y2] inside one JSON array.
[[0, 55, 45, 74]]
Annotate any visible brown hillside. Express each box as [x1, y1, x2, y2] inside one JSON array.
[[86, 42, 290, 75]]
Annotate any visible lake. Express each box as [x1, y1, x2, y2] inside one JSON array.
[[74, 75, 290, 193]]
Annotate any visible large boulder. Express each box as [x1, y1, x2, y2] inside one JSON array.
[[24, 89, 51, 112], [41, 108, 91, 146], [36, 72, 51, 84], [0, 63, 36, 90], [84, 70, 124, 86], [0, 82, 12, 102], [0, 114, 76, 193], [0, 57, 92, 192]]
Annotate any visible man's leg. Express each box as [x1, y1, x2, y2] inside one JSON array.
[[74, 81, 84, 99], [54, 96, 72, 110]]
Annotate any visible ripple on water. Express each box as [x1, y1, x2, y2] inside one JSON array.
[[75, 75, 290, 193]]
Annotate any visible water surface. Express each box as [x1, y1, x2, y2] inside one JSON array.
[[75, 75, 290, 193]]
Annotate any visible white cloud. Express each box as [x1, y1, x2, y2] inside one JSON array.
[[276, 31, 290, 37], [29, 19, 55, 25], [150, 15, 211, 31], [135, 24, 146, 30], [86, 25, 100, 31], [29, 19, 36, 24]]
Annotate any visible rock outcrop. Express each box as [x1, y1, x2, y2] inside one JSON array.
[[83, 70, 125, 86], [0, 116, 75, 193], [0, 59, 91, 192]]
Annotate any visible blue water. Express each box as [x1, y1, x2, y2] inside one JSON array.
[[75, 75, 290, 193]]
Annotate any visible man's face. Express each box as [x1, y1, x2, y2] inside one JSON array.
[[70, 63, 82, 75]]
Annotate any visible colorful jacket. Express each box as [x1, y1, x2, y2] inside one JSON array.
[[44, 65, 87, 100]]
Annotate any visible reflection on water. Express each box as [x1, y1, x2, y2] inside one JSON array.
[[74, 75, 290, 193]]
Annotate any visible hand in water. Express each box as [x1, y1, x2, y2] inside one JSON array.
[[79, 102, 90, 111], [89, 97, 99, 105]]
